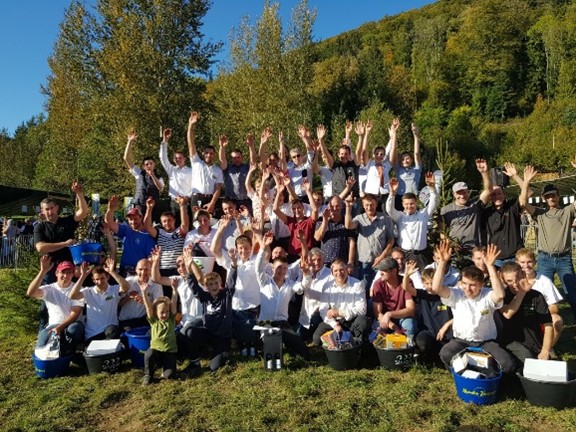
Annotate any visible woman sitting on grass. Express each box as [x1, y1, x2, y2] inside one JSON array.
[[141, 279, 179, 385]]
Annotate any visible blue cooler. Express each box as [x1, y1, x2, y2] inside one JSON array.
[[32, 353, 74, 379]]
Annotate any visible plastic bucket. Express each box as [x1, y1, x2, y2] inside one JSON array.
[[375, 346, 414, 370], [124, 327, 151, 368], [69, 243, 103, 265], [32, 353, 73, 378], [518, 371, 576, 409], [323, 345, 360, 371], [192, 257, 215, 275], [452, 369, 502, 405], [84, 351, 122, 374]]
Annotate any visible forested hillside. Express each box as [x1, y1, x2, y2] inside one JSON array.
[[1, 0, 575, 199]]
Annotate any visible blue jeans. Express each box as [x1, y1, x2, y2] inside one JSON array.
[[537, 252, 576, 316], [37, 321, 85, 355]]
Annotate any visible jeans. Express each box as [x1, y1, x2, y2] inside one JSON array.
[[37, 321, 85, 355], [537, 253, 576, 317]]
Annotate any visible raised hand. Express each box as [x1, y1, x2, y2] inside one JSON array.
[[104, 258, 116, 273], [39, 255, 53, 273], [295, 228, 306, 245], [345, 176, 356, 189], [483, 243, 501, 267], [389, 118, 400, 135], [322, 206, 331, 220], [475, 158, 489, 174], [146, 197, 156, 208], [345, 120, 353, 136], [79, 261, 91, 278], [71, 182, 83, 195], [297, 125, 307, 139], [261, 127, 272, 145], [189, 111, 198, 126], [108, 195, 120, 211], [149, 246, 161, 263], [175, 196, 188, 207], [219, 135, 228, 148], [246, 134, 255, 147], [163, 128, 172, 142], [405, 260, 418, 276], [523, 165, 538, 183], [127, 131, 138, 142], [355, 121, 365, 136], [263, 231, 274, 247], [502, 162, 517, 178], [316, 124, 326, 140], [424, 172, 435, 188], [411, 123, 419, 137], [389, 177, 399, 195], [435, 239, 453, 263], [302, 178, 311, 194]]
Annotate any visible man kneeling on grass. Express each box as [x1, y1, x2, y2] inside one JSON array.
[[430, 240, 515, 374]]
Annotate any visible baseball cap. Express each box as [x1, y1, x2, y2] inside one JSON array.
[[541, 184, 559, 197], [375, 257, 399, 272], [452, 182, 468, 193], [56, 261, 75, 273], [126, 208, 143, 217]]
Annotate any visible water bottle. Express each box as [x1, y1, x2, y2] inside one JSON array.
[[274, 353, 282, 370], [266, 353, 273, 370]]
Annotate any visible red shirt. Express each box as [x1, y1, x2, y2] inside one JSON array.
[[372, 279, 412, 312], [286, 216, 315, 256]]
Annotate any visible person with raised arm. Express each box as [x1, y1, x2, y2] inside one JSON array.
[[430, 240, 515, 373], [141, 277, 179, 385], [439, 159, 492, 259], [387, 171, 438, 269], [219, 133, 257, 212], [314, 195, 356, 266], [519, 163, 576, 319], [184, 245, 237, 372], [143, 196, 188, 281], [392, 123, 422, 210], [105, 194, 155, 277], [158, 127, 192, 223], [123, 131, 164, 218], [68, 259, 129, 344], [28, 256, 85, 356], [187, 111, 223, 215]]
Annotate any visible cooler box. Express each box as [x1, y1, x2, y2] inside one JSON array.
[[32, 353, 73, 379], [262, 329, 283, 371], [84, 339, 123, 374]]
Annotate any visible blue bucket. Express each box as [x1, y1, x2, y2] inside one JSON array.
[[69, 243, 103, 265], [452, 369, 502, 405], [123, 327, 151, 368], [32, 353, 74, 378]]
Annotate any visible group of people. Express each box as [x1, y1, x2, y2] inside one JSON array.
[[27, 112, 576, 385]]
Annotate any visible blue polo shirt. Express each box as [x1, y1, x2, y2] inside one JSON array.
[[118, 224, 155, 269]]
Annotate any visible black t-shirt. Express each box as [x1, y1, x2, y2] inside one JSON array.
[[33, 215, 78, 263], [500, 288, 551, 354], [483, 199, 522, 259], [415, 289, 453, 339], [332, 160, 359, 197]]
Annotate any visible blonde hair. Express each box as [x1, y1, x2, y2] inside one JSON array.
[[152, 296, 171, 318], [515, 247, 535, 261], [203, 272, 222, 286]]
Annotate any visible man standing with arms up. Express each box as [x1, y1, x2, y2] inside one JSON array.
[[520, 163, 576, 319]]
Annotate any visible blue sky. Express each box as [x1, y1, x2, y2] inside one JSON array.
[[0, 0, 435, 136]]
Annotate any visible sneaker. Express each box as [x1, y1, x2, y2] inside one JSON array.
[[183, 362, 202, 378], [142, 375, 151, 386]]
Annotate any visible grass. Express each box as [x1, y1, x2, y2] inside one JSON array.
[[2, 268, 576, 432]]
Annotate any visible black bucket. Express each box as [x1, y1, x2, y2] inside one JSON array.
[[375, 346, 414, 370], [323, 345, 360, 371], [84, 351, 122, 374], [518, 371, 576, 409]]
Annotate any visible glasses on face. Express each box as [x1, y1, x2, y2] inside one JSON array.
[[292, 154, 302, 159]]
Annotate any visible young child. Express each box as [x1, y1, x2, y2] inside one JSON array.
[[184, 246, 237, 372], [430, 240, 515, 373], [141, 279, 179, 385], [402, 263, 452, 364]]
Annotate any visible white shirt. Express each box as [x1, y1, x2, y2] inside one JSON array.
[[319, 276, 366, 327], [531, 273, 563, 305], [80, 284, 121, 339], [299, 266, 331, 328], [190, 154, 223, 195], [442, 287, 501, 342], [184, 227, 217, 257], [386, 189, 438, 251], [255, 250, 310, 321], [40, 283, 84, 327], [119, 277, 163, 321], [159, 142, 192, 198], [425, 262, 461, 287], [319, 166, 333, 198], [217, 253, 260, 311], [288, 150, 314, 197], [171, 275, 203, 327], [364, 141, 393, 195]]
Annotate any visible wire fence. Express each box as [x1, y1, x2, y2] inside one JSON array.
[[0, 235, 35, 269]]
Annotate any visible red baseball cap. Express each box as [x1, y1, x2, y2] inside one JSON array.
[[56, 261, 75, 273], [126, 208, 143, 218]]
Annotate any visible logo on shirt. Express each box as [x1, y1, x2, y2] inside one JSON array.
[[479, 309, 490, 316], [105, 295, 114, 301]]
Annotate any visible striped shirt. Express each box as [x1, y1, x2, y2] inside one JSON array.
[[156, 228, 185, 270]]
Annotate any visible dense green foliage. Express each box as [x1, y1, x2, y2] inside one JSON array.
[[2, 0, 576, 199]]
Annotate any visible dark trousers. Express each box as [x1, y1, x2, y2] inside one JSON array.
[[272, 320, 309, 360], [415, 330, 445, 364], [232, 308, 259, 346], [439, 338, 516, 373], [86, 325, 120, 346], [144, 348, 177, 379], [187, 326, 230, 371]]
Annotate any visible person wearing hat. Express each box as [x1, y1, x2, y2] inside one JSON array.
[[371, 257, 416, 336], [27, 256, 85, 356], [519, 164, 576, 319], [105, 195, 156, 276], [439, 159, 493, 258]]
